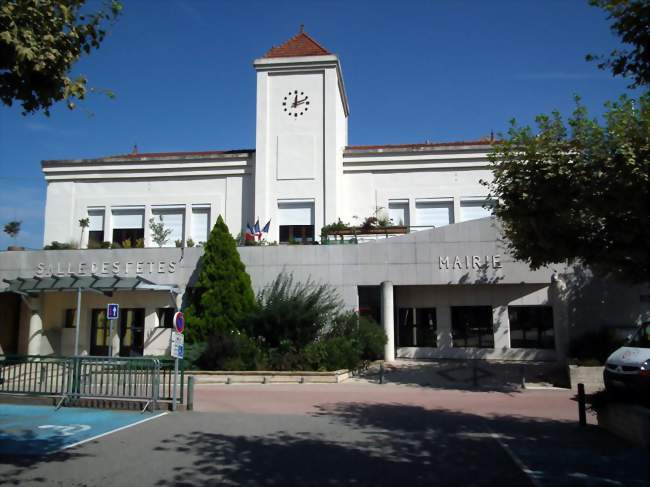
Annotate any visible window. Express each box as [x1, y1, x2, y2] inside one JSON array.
[[358, 286, 381, 324], [88, 209, 105, 246], [119, 308, 145, 357], [398, 307, 437, 347], [508, 306, 554, 349], [191, 207, 210, 244], [157, 308, 176, 328], [278, 200, 314, 244], [388, 200, 409, 227], [415, 200, 453, 230], [112, 209, 144, 247], [451, 306, 494, 348], [151, 208, 184, 247], [460, 199, 493, 222], [64, 309, 76, 328]]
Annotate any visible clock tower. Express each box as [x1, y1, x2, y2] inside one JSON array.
[[253, 28, 349, 243]]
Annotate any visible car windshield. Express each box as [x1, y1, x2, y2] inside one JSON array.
[[627, 323, 650, 348]]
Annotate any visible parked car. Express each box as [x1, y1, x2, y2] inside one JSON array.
[[604, 321, 650, 403]]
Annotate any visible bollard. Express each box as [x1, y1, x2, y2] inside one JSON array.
[[578, 383, 587, 427], [520, 365, 526, 389], [186, 376, 195, 412], [379, 363, 385, 384]]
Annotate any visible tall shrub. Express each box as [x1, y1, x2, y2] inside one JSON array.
[[246, 272, 343, 349], [185, 215, 255, 343]]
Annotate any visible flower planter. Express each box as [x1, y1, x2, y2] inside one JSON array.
[[324, 226, 408, 237]]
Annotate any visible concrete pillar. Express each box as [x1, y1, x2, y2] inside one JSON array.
[[381, 281, 395, 362], [111, 329, 120, 357], [549, 275, 570, 364], [437, 306, 453, 350], [26, 297, 43, 356], [493, 305, 510, 350]]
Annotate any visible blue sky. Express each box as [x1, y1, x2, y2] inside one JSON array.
[[0, 0, 636, 249]]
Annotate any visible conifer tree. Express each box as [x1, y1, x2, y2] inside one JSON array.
[[185, 215, 255, 343]]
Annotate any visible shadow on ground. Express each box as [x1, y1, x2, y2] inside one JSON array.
[[0, 430, 87, 486], [154, 404, 648, 487], [356, 359, 568, 392]]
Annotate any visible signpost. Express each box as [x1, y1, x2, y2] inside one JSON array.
[[107, 303, 119, 357], [170, 311, 185, 411]]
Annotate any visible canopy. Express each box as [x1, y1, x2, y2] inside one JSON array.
[[2, 274, 180, 296]]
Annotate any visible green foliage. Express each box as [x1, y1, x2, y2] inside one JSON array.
[[43, 240, 76, 250], [586, 0, 649, 88], [78, 217, 89, 228], [320, 218, 350, 240], [186, 238, 195, 248], [0, 0, 122, 115], [185, 215, 256, 343], [196, 329, 263, 371], [3, 220, 21, 239], [148, 216, 171, 247], [485, 93, 650, 283], [246, 272, 343, 349]]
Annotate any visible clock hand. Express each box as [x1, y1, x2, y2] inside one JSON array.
[[293, 94, 298, 108]]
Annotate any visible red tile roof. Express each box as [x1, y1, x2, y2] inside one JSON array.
[[345, 140, 494, 151], [264, 30, 331, 58]]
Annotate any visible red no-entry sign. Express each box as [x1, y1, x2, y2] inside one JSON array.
[[173, 311, 185, 334]]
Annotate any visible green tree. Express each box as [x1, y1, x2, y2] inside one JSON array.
[[185, 215, 256, 343], [148, 216, 172, 248], [586, 0, 650, 88], [3, 220, 21, 240], [484, 93, 649, 283], [0, 0, 122, 115], [78, 217, 89, 247]]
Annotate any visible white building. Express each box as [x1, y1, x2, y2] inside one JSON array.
[[41, 30, 494, 249], [1, 30, 647, 361]]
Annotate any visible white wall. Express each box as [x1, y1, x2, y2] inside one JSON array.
[[42, 155, 254, 247]]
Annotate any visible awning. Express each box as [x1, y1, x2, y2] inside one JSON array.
[[2, 275, 181, 296]]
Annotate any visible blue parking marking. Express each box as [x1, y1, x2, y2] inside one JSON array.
[[0, 404, 166, 456]]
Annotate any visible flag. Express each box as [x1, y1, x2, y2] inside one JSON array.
[[244, 223, 255, 241], [254, 220, 262, 240], [262, 219, 271, 233]]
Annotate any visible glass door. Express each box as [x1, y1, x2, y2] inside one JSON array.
[[90, 309, 109, 356], [119, 308, 145, 356]]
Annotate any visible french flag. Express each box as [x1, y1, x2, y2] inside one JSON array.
[[245, 223, 255, 241], [262, 219, 271, 233], [254, 220, 262, 240]]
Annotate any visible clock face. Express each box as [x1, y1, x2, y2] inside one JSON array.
[[282, 90, 310, 117]]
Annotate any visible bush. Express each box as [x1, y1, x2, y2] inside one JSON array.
[[246, 272, 343, 349], [304, 337, 360, 371], [197, 329, 263, 371]]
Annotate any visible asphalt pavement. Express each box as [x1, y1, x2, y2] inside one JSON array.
[[0, 383, 648, 486]]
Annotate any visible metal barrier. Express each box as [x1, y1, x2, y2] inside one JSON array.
[[0, 355, 166, 412]]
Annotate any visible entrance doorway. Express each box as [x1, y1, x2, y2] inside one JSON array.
[[119, 309, 145, 357], [90, 309, 109, 356]]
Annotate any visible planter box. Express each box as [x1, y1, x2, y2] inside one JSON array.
[[188, 369, 350, 384], [568, 365, 604, 394], [597, 402, 650, 449], [325, 226, 408, 237]]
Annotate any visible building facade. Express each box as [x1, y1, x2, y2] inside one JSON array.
[[1, 30, 647, 361]]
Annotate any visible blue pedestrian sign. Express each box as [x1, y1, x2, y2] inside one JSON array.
[[107, 303, 119, 320]]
